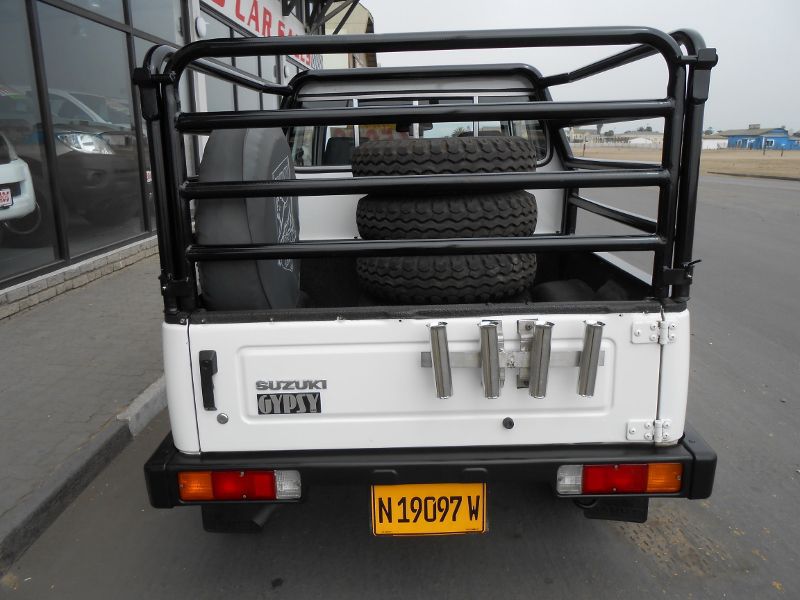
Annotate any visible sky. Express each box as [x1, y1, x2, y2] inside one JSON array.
[[359, 0, 799, 132]]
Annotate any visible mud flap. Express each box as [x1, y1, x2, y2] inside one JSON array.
[[201, 504, 279, 533], [579, 497, 649, 523]]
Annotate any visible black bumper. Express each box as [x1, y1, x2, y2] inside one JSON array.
[[58, 152, 141, 213], [144, 425, 716, 509]]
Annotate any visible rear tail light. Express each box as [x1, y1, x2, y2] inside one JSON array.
[[178, 470, 301, 502], [556, 463, 683, 495]]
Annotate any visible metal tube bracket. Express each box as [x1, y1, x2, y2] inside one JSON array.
[[479, 321, 504, 399], [520, 320, 554, 398], [428, 322, 453, 399], [578, 321, 605, 397]]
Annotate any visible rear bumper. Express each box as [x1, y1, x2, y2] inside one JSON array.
[[144, 424, 716, 508]]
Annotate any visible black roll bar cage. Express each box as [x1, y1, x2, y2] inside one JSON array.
[[133, 27, 716, 317]]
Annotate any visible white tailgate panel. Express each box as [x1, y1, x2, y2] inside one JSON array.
[[188, 312, 661, 452]]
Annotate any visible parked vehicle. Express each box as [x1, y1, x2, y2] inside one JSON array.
[[137, 27, 718, 534], [0, 133, 37, 239], [0, 86, 143, 243]]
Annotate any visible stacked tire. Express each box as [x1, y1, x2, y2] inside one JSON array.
[[352, 136, 539, 304]]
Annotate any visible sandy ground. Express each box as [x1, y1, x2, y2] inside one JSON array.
[[570, 146, 800, 180]]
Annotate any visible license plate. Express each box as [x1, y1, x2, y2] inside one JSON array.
[[371, 483, 486, 536], [0, 188, 12, 208]]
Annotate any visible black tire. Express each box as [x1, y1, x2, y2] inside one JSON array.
[[351, 136, 537, 177], [1, 184, 52, 247], [356, 190, 537, 240], [357, 253, 537, 304]]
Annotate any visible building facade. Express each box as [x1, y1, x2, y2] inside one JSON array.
[[720, 125, 800, 150], [0, 0, 339, 289]]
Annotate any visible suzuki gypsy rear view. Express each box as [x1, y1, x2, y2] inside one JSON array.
[[135, 26, 718, 534]]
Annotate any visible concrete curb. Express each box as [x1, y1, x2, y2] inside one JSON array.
[[706, 171, 800, 182], [118, 376, 167, 436], [0, 375, 166, 575]]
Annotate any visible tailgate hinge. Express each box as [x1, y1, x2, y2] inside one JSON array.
[[631, 318, 677, 345], [626, 419, 673, 443], [160, 275, 193, 300]]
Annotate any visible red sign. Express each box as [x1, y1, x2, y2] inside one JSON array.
[[202, 0, 313, 66]]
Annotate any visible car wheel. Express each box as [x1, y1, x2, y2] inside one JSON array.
[[1, 185, 52, 247]]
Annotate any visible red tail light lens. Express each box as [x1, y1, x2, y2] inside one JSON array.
[[211, 470, 276, 500], [582, 464, 649, 494]]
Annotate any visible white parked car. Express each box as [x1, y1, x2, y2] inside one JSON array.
[[0, 132, 36, 226]]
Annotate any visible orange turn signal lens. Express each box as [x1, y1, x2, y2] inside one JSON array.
[[178, 471, 214, 501], [646, 463, 683, 493]]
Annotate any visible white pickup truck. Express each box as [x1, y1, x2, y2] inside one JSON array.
[[136, 26, 718, 534]]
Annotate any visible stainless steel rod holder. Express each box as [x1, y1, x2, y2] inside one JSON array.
[[529, 321, 554, 398], [429, 322, 453, 399], [578, 320, 605, 397], [479, 321, 502, 399]]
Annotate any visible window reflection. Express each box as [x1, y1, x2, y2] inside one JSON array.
[[63, 0, 123, 22], [130, 0, 182, 44], [38, 4, 144, 257], [0, 0, 58, 280]]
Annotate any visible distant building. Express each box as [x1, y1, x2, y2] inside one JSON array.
[[718, 124, 800, 150], [615, 130, 663, 146], [566, 128, 663, 146], [702, 134, 728, 150], [324, 3, 377, 68], [567, 128, 601, 143]]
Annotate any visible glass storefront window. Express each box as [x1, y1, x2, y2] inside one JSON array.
[[260, 56, 279, 110], [63, 0, 123, 22], [0, 0, 58, 282], [233, 33, 260, 110], [38, 3, 144, 257], [130, 0, 182, 44], [205, 76, 235, 112], [236, 85, 261, 111], [202, 13, 232, 65], [200, 14, 234, 114]]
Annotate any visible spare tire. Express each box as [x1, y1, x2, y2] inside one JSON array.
[[356, 190, 537, 240], [351, 136, 537, 177], [357, 254, 537, 304], [195, 128, 300, 310]]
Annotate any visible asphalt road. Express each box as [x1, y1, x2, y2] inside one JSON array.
[[2, 175, 799, 599]]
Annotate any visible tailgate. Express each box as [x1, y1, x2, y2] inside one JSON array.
[[179, 311, 682, 452]]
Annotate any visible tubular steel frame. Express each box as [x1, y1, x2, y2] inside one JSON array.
[[134, 27, 717, 318]]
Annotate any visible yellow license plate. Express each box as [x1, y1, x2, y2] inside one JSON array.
[[371, 483, 487, 536]]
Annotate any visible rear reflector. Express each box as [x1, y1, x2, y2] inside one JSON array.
[[178, 470, 301, 502], [556, 463, 683, 495]]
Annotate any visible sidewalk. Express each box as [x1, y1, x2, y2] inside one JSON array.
[[0, 255, 163, 573]]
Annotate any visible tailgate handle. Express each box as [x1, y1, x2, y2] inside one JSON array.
[[198, 350, 218, 411]]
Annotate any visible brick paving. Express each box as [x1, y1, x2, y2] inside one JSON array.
[[0, 255, 163, 551]]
